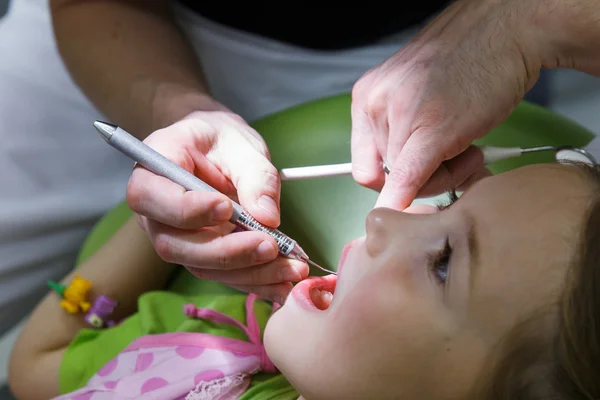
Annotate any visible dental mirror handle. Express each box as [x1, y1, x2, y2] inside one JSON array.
[[479, 146, 523, 164], [279, 163, 354, 180], [279, 146, 525, 181]]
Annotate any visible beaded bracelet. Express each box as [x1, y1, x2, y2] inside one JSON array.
[[48, 275, 118, 328]]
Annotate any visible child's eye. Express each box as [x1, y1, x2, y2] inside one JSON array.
[[431, 238, 451, 284]]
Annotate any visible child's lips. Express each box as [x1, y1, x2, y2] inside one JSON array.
[[289, 238, 361, 312], [291, 275, 337, 312], [337, 244, 352, 274], [337, 238, 362, 275]]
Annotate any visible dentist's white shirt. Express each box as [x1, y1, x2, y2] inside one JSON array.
[[0, 0, 417, 333]]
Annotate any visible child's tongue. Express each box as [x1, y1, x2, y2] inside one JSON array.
[[309, 288, 333, 310]]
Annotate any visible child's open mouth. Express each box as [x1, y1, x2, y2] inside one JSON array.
[[291, 274, 337, 311]]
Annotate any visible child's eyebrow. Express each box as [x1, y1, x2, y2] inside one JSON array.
[[464, 211, 480, 291]]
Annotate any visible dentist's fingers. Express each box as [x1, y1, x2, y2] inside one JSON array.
[[146, 220, 279, 270], [227, 282, 295, 304], [220, 132, 282, 228], [457, 166, 493, 192], [416, 145, 485, 197], [403, 204, 439, 214], [127, 167, 233, 229], [376, 128, 448, 210], [350, 94, 386, 192], [187, 257, 309, 286]]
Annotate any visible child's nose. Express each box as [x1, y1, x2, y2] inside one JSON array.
[[365, 207, 427, 256]]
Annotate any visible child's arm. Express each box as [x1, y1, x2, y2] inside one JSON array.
[[8, 215, 175, 400]]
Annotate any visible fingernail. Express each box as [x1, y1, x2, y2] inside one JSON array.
[[256, 195, 279, 218], [211, 201, 231, 222], [278, 265, 302, 282], [255, 241, 277, 261]]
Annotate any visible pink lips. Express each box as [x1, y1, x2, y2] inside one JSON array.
[[337, 238, 360, 275], [290, 238, 361, 312], [291, 275, 337, 312]]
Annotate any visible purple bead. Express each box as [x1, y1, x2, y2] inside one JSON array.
[[84, 295, 118, 328]]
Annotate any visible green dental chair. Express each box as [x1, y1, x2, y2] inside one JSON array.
[[77, 93, 595, 280]]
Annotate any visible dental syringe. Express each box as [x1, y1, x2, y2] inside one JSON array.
[[93, 121, 336, 275]]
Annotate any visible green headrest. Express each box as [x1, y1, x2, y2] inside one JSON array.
[[78, 94, 595, 277]]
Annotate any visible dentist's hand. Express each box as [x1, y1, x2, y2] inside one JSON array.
[[126, 110, 308, 303], [350, 0, 541, 210]]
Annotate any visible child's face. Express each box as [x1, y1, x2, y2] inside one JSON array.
[[264, 164, 592, 399]]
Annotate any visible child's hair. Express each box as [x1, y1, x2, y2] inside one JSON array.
[[470, 163, 600, 399]]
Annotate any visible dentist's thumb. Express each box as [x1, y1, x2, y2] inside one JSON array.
[[226, 148, 282, 228], [376, 137, 445, 210]]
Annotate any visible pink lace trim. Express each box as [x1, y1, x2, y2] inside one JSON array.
[[185, 372, 249, 400]]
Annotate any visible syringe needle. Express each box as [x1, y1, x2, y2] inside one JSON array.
[[305, 258, 337, 275]]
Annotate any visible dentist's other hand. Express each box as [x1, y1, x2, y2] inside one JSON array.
[[126, 110, 308, 303], [350, 0, 540, 210]]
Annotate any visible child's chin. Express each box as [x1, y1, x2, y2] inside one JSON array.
[[263, 312, 289, 368]]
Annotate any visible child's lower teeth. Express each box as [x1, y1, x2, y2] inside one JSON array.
[[310, 288, 334, 310]]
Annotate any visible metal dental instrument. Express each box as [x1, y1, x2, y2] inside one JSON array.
[[279, 145, 597, 181], [93, 121, 336, 276], [478, 145, 597, 165], [554, 146, 597, 165]]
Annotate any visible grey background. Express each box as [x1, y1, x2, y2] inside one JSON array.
[[0, 2, 12, 388], [0, 1, 12, 389], [1, 3, 14, 400]]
